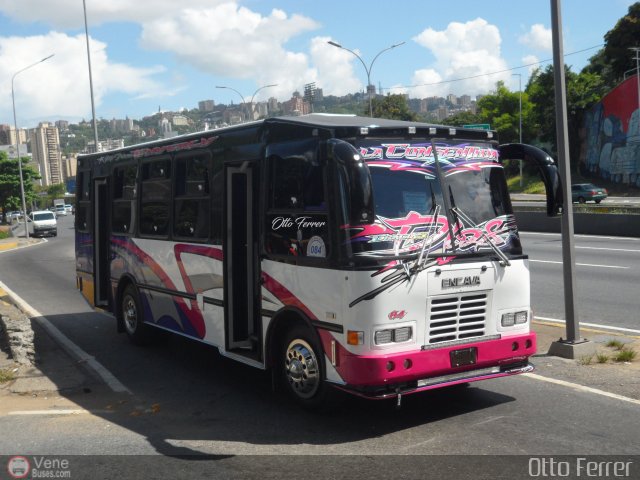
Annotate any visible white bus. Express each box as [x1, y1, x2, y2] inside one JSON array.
[[75, 114, 562, 408]]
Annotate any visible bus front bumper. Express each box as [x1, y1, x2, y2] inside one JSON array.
[[333, 332, 536, 399]]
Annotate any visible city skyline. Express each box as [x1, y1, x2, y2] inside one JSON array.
[[0, 0, 635, 127]]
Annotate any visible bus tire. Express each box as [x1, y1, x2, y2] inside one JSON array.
[[279, 325, 329, 409], [121, 284, 150, 345]]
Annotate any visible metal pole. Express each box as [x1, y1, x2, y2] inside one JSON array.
[[11, 54, 55, 239], [550, 0, 581, 344], [83, 0, 99, 151], [327, 41, 405, 118], [249, 84, 277, 120], [216, 86, 246, 121], [512, 73, 523, 187]]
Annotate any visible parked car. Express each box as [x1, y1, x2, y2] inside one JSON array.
[[27, 210, 57, 237], [8, 211, 23, 222], [571, 183, 608, 204], [55, 204, 67, 216]]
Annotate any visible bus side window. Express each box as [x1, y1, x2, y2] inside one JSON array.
[[173, 154, 210, 241], [266, 151, 329, 258], [112, 164, 137, 234], [140, 159, 171, 237]]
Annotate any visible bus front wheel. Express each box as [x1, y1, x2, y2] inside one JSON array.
[[121, 284, 149, 345], [279, 326, 328, 408]]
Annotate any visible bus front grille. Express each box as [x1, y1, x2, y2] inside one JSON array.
[[427, 293, 488, 344]]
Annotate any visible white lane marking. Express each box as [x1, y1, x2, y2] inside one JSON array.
[[7, 409, 112, 416], [529, 259, 628, 269], [524, 373, 640, 407], [0, 280, 131, 394], [534, 316, 640, 335], [520, 232, 640, 242], [576, 246, 640, 253]]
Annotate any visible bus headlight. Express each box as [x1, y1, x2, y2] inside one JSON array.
[[501, 311, 528, 327], [374, 326, 413, 345]]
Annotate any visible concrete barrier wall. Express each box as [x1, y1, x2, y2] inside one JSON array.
[[514, 211, 640, 237]]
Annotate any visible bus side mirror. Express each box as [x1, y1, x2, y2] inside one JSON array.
[[498, 143, 563, 217], [327, 139, 375, 225]]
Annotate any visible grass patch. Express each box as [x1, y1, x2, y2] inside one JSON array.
[[578, 354, 594, 365], [506, 175, 546, 194], [606, 339, 625, 350], [613, 348, 637, 363], [0, 368, 16, 383], [596, 353, 609, 364], [0, 231, 9, 240]]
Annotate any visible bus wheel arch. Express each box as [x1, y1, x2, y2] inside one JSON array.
[[266, 309, 330, 407]]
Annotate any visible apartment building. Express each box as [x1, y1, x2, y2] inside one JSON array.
[[30, 122, 63, 187]]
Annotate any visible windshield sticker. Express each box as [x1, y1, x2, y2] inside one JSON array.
[[360, 143, 500, 176], [346, 214, 518, 308], [345, 213, 516, 258]]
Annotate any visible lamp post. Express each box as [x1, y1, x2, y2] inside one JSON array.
[[11, 53, 55, 239], [216, 84, 277, 121], [327, 40, 405, 117], [83, 0, 99, 150], [512, 73, 523, 187]]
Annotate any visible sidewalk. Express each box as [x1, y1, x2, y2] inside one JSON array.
[[0, 236, 638, 404]]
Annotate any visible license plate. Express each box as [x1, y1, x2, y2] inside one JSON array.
[[450, 347, 477, 367]]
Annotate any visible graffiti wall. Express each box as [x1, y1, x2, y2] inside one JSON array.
[[583, 74, 640, 186]]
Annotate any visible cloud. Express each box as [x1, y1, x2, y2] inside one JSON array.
[[310, 37, 363, 96], [139, 4, 320, 101], [0, 0, 225, 28], [521, 54, 541, 75], [411, 18, 510, 98], [519, 24, 552, 51], [0, 32, 165, 123]]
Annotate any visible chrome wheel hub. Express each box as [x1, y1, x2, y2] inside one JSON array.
[[284, 338, 320, 399], [123, 296, 138, 333]]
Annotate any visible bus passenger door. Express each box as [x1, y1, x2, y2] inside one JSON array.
[[93, 178, 110, 307], [225, 165, 259, 355]]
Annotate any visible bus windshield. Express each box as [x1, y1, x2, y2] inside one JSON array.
[[345, 139, 522, 262]]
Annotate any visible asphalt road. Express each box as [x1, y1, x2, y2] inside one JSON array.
[[520, 231, 640, 331], [1, 215, 639, 475]]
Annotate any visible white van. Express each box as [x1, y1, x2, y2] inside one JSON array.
[[28, 210, 57, 237]]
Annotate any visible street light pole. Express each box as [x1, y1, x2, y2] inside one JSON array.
[[83, 0, 99, 151], [249, 84, 277, 119], [11, 53, 55, 239], [216, 84, 277, 121], [327, 40, 405, 117], [512, 73, 523, 187]]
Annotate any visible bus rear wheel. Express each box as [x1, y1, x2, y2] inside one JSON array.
[[279, 326, 328, 408], [121, 284, 149, 345]]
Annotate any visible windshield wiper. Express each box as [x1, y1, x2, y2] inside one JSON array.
[[450, 205, 511, 267]]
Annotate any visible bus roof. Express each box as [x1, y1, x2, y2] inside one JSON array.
[[78, 114, 497, 161]]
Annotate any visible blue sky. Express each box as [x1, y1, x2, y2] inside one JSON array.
[[0, 0, 635, 127]]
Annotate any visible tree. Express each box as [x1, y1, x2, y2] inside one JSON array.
[[371, 94, 418, 121], [602, 2, 640, 85], [526, 64, 606, 168], [475, 81, 534, 144], [440, 110, 482, 127], [0, 152, 40, 223]]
